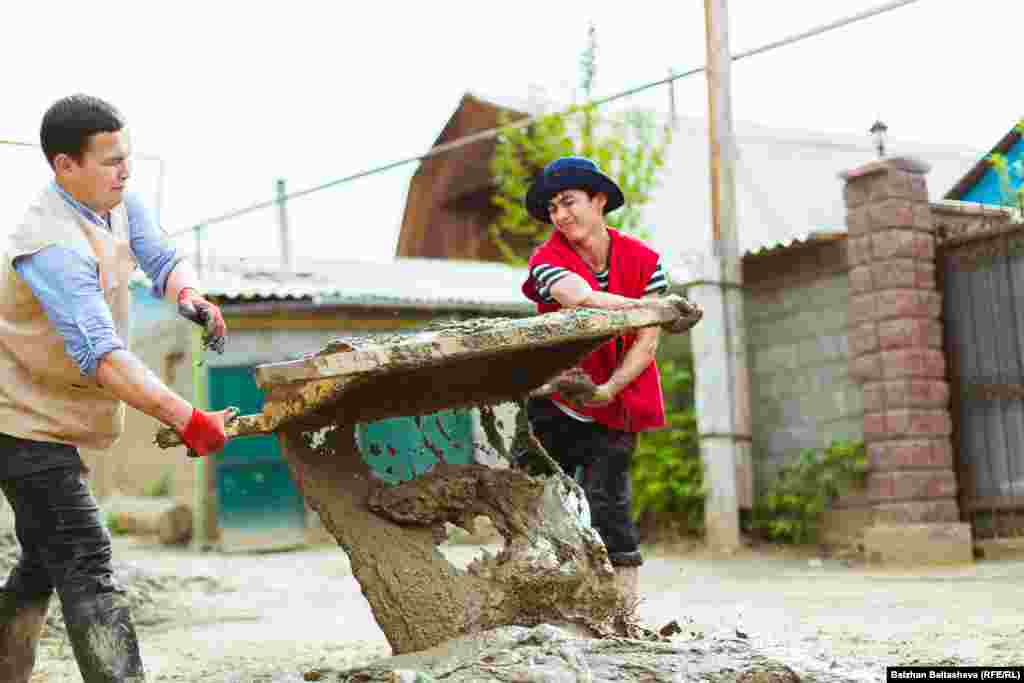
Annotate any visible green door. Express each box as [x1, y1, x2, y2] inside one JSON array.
[[357, 410, 474, 485], [208, 366, 306, 550]]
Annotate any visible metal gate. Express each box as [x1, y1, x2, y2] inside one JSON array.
[[941, 225, 1024, 539]]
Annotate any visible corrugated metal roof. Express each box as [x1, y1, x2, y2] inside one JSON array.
[[198, 257, 535, 313], [742, 230, 847, 258]]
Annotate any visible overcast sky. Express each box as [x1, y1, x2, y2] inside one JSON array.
[[2, 0, 1020, 265]]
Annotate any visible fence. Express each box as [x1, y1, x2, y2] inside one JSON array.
[[939, 211, 1024, 540]]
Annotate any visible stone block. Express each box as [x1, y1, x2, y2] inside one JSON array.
[[847, 205, 871, 236], [865, 199, 928, 232], [867, 168, 930, 204], [847, 235, 873, 266], [880, 348, 946, 379], [885, 408, 953, 438], [796, 391, 841, 425], [863, 382, 885, 413], [811, 362, 850, 394], [878, 319, 943, 350], [796, 334, 848, 367], [779, 285, 818, 315], [864, 409, 952, 441], [748, 319, 799, 349], [915, 262, 937, 291], [849, 323, 879, 357], [875, 289, 942, 320], [905, 379, 950, 408], [850, 352, 882, 382], [850, 292, 878, 325], [795, 307, 847, 335], [835, 386, 864, 419], [870, 258, 929, 291], [843, 181, 871, 210], [869, 439, 954, 470], [873, 378, 949, 409], [808, 273, 851, 308], [754, 344, 799, 374], [872, 500, 961, 525], [765, 426, 819, 460], [868, 469, 958, 502], [745, 289, 787, 322], [864, 412, 887, 442], [849, 265, 873, 294], [870, 230, 935, 261], [863, 523, 973, 566], [751, 394, 784, 428]]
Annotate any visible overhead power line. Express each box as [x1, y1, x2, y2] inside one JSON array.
[[155, 0, 921, 238], [0, 138, 164, 162]]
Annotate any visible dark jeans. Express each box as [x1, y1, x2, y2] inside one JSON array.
[[0, 450, 119, 603], [526, 399, 643, 567]]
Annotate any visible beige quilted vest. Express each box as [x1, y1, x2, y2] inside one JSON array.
[[0, 185, 136, 450]]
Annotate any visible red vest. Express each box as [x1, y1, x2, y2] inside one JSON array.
[[522, 228, 666, 433]]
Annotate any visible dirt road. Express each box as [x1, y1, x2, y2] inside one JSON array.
[[31, 536, 1024, 682]]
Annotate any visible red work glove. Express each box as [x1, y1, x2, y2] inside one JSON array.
[[177, 288, 226, 353], [179, 408, 228, 457]]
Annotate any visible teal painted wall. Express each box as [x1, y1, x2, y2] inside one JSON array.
[[357, 411, 474, 485], [208, 366, 307, 534], [962, 138, 1024, 206]]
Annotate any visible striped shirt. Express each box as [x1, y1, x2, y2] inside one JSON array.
[[530, 260, 669, 304], [529, 259, 669, 422]]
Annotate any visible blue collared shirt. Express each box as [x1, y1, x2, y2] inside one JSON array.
[[14, 184, 183, 377]]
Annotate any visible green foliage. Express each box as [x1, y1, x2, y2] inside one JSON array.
[[752, 440, 868, 545], [104, 511, 128, 536], [488, 26, 671, 264], [631, 356, 705, 532], [143, 470, 173, 497], [986, 118, 1024, 219]]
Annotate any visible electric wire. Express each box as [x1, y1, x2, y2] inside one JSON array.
[[7, 0, 926, 239]]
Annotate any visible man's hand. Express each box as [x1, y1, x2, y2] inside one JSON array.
[[663, 295, 703, 334], [177, 288, 226, 353], [178, 407, 236, 457]]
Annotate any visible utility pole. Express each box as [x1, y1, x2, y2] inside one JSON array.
[[275, 178, 294, 273], [690, 0, 752, 553]]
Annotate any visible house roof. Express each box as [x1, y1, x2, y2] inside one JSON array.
[[420, 94, 981, 284], [944, 123, 1022, 201], [639, 113, 982, 284], [198, 256, 534, 314]]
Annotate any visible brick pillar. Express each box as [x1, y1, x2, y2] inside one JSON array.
[[841, 157, 973, 565]]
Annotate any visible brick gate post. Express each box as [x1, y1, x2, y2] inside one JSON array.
[[841, 157, 973, 565]]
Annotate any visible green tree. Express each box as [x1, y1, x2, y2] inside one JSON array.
[[488, 25, 672, 264]]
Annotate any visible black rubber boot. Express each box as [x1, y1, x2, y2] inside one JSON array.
[[63, 591, 145, 682], [0, 589, 52, 683]]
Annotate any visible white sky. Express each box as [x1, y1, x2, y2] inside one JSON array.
[[2, 0, 1021, 265]]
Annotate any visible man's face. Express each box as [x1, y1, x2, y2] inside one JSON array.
[[547, 189, 607, 243], [56, 130, 132, 214]]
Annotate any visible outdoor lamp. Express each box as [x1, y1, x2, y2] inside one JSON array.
[[870, 120, 888, 159]]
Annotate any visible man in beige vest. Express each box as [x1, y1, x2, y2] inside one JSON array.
[[0, 95, 234, 682]]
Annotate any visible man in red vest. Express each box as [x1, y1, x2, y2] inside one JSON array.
[[521, 156, 696, 603]]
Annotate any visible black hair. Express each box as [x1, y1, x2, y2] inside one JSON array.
[[40, 94, 125, 168]]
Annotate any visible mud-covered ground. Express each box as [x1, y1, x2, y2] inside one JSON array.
[[28, 535, 1024, 682]]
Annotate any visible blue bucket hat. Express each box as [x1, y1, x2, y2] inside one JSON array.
[[524, 156, 624, 224]]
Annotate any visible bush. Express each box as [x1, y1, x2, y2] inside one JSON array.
[[143, 470, 173, 497], [631, 357, 705, 533], [752, 440, 867, 545]]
